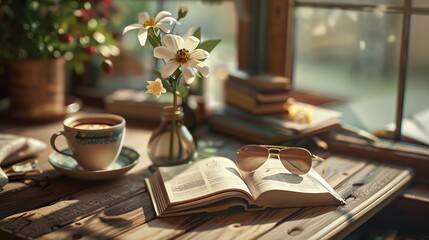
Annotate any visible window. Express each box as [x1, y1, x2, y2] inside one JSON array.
[[292, 0, 429, 145], [75, 0, 238, 106]]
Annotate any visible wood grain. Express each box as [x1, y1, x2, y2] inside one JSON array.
[[0, 175, 87, 220], [258, 163, 413, 240], [0, 174, 147, 238], [117, 155, 367, 240], [266, 0, 292, 77], [40, 192, 155, 240]]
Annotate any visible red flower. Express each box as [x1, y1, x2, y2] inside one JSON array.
[[86, 46, 97, 55], [78, 8, 96, 22], [60, 33, 74, 43], [101, 59, 114, 74]]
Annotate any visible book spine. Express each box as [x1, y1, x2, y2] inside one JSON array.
[[228, 74, 291, 92], [224, 90, 290, 115]]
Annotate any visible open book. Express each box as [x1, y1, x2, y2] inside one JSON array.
[[145, 156, 345, 217]]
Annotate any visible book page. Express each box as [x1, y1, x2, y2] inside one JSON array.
[[240, 158, 331, 200], [160, 156, 252, 203], [261, 102, 342, 132]]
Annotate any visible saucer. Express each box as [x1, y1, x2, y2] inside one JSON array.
[[48, 146, 140, 181]]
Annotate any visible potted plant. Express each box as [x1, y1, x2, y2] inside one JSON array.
[[0, 0, 119, 119]]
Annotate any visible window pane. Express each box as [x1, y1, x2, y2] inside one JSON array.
[[413, 0, 429, 8], [294, 7, 402, 132], [401, 14, 429, 145], [94, 1, 238, 104]]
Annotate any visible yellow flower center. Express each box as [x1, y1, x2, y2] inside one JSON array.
[[143, 18, 155, 27], [176, 48, 190, 63]]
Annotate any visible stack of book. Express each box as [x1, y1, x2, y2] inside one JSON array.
[[210, 71, 343, 144], [224, 70, 292, 115]]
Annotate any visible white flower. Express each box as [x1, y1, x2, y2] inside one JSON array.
[[123, 11, 177, 46], [146, 78, 167, 97], [154, 34, 210, 84]]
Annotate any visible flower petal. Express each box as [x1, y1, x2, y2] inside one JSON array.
[[159, 16, 178, 24], [173, 35, 185, 49], [155, 23, 171, 33], [155, 79, 167, 93], [137, 28, 148, 46], [195, 61, 209, 77], [154, 46, 176, 59], [182, 66, 196, 84], [123, 24, 143, 34], [146, 78, 166, 98], [183, 27, 195, 40], [163, 34, 180, 52], [190, 49, 209, 60], [161, 60, 180, 78], [138, 12, 150, 24], [185, 36, 200, 52], [186, 58, 200, 67], [155, 11, 173, 22]]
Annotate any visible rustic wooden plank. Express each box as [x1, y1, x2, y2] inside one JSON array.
[[39, 192, 155, 240], [313, 155, 368, 187], [266, 0, 291, 77], [0, 174, 147, 238], [119, 214, 212, 240], [258, 163, 413, 240], [0, 175, 89, 220], [117, 155, 367, 240], [0, 181, 29, 197]]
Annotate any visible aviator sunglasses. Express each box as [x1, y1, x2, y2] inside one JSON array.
[[236, 145, 325, 175]]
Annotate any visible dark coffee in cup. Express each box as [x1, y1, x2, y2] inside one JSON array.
[[73, 123, 113, 130]]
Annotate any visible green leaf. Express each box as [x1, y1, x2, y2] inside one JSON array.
[[176, 86, 190, 99], [173, 68, 182, 81], [147, 35, 158, 48], [161, 79, 173, 92], [152, 69, 163, 79], [192, 27, 201, 40], [198, 39, 221, 53]]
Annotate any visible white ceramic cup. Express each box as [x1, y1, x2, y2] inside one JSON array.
[[50, 113, 126, 171]]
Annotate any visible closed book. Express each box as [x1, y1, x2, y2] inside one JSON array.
[[224, 81, 291, 115], [228, 70, 291, 92], [225, 79, 290, 104]]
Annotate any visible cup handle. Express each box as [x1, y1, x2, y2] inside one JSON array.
[[50, 131, 74, 158]]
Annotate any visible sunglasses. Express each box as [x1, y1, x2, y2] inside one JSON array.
[[236, 145, 325, 175]]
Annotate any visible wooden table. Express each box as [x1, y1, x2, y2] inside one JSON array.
[[0, 116, 413, 240]]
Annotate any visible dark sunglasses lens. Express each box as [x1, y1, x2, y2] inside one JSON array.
[[237, 146, 268, 172], [279, 148, 312, 175]]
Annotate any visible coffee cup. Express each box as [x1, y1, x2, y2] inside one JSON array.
[[50, 113, 126, 170]]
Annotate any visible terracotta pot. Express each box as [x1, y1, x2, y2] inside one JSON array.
[[6, 58, 66, 116]]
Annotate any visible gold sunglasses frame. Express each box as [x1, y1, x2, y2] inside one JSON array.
[[236, 145, 325, 175]]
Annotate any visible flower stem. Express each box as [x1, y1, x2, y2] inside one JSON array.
[[169, 81, 178, 161]]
